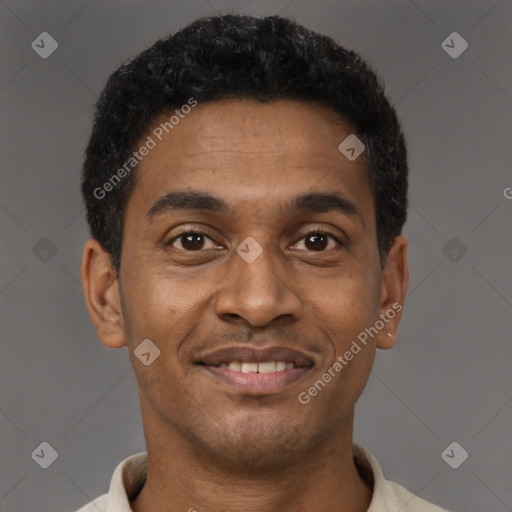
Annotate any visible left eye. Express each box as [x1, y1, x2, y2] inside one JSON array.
[[293, 231, 342, 252], [167, 230, 342, 252]]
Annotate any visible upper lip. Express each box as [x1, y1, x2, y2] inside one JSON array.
[[197, 346, 315, 368]]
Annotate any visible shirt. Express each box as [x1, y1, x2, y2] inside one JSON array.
[[75, 444, 451, 511]]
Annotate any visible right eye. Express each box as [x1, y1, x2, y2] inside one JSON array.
[[166, 231, 221, 251]]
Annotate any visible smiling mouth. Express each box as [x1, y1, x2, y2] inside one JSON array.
[[196, 346, 315, 395], [213, 360, 300, 373], [199, 363, 312, 394]]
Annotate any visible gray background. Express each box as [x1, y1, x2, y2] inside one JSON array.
[[0, 1, 511, 511]]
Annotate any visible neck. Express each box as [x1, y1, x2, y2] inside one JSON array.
[[131, 408, 372, 512]]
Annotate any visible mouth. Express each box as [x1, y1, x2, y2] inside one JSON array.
[[196, 346, 315, 396]]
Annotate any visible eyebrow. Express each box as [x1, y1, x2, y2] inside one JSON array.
[[146, 190, 364, 227]]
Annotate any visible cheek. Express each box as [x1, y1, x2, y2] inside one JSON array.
[[305, 262, 381, 332], [307, 276, 378, 404], [120, 273, 194, 411], [120, 266, 217, 356], [301, 265, 381, 403]]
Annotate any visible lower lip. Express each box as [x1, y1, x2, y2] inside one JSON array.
[[200, 365, 311, 395]]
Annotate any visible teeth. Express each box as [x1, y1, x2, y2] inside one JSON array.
[[228, 361, 242, 371], [220, 360, 295, 373], [241, 362, 258, 373], [275, 361, 287, 372], [258, 361, 276, 373]]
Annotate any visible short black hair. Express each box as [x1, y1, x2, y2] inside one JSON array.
[[81, 13, 408, 274]]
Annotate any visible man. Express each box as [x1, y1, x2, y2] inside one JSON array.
[[77, 13, 450, 512]]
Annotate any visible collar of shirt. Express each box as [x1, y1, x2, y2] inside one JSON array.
[[76, 443, 450, 512]]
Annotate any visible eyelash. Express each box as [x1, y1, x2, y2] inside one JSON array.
[[166, 229, 345, 252]]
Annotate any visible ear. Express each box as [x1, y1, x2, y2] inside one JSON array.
[[376, 234, 409, 350], [80, 238, 126, 348]]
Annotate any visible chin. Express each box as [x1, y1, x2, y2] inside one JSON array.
[[192, 417, 311, 471]]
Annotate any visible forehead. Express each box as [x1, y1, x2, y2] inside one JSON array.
[[149, 99, 356, 159], [126, 99, 374, 228]]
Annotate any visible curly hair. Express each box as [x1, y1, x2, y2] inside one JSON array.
[[81, 13, 408, 274]]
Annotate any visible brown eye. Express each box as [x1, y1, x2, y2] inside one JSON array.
[[180, 233, 205, 250], [305, 233, 328, 251], [168, 231, 217, 251], [295, 231, 343, 252]]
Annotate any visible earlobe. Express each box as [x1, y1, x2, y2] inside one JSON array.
[[376, 234, 409, 350], [80, 238, 127, 348]]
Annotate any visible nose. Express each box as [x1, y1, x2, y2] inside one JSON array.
[[214, 242, 303, 328]]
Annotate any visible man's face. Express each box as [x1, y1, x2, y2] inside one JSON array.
[[105, 99, 404, 469]]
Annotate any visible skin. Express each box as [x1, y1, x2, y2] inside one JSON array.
[[81, 98, 408, 512]]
